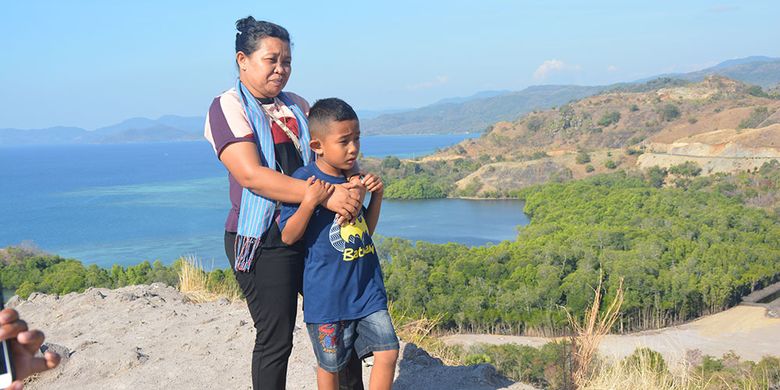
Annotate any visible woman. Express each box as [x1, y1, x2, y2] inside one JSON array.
[[204, 17, 365, 389]]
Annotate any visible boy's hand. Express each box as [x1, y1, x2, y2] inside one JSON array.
[[347, 175, 368, 204], [362, 173, 384, 195], [302, 176, 333, 210]]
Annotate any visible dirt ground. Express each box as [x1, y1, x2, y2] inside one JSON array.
[[13, 284, 536, 390]]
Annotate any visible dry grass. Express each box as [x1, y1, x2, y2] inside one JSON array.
[[388, 302, 462, 365], [564, 272, 625, 387], [582, 353, 775, 390], [177, 256, 242, 303], [581, 350, 693, 390]]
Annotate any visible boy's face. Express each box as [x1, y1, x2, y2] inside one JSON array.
[[311, 119, 360, 176]]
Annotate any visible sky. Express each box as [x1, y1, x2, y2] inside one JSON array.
[[1, 0, 778, 129]]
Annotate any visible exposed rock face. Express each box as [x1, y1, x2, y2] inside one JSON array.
[[14, 284, 536, 389], [638, 124, 780, 174]]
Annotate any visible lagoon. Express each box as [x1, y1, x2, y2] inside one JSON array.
[[0, 137, 526, 269]]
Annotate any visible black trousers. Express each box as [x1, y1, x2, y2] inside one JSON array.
[[225, 232, 364, 390]]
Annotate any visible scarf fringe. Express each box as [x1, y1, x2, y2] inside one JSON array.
[[234, 234, 260, 272]]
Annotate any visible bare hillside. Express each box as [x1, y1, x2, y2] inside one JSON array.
[[436, 76, 780, 195]]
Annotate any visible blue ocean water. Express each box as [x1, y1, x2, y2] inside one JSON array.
[[0, 135, 527, 269]]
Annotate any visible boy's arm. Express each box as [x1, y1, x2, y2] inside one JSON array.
[[280, 177, 334, 245], [281, 203, 317, 245], [365, 192, 382, 236], [362, 174, 384, 235]]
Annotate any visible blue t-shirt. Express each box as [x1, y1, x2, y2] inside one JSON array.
[[279, 163, 388, 324]]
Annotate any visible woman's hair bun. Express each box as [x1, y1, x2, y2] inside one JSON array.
[[234, 16, 290, 55], [235, 16, 257, 34]]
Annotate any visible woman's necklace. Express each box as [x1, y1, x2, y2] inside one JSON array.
[[260, 98, 303, 154]]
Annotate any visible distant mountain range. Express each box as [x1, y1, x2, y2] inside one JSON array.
[[638, 56, 780, 87], [361, 56, 780, 135], [2, 56, 778, 145], [0, 115, 204, 145]]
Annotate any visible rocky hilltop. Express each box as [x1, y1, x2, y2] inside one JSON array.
[[12, 284, 535, 390]]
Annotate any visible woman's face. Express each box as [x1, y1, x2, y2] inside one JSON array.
[[237, 37, 292, 99]]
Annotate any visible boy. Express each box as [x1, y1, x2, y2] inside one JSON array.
[[279, 98, 399, 390]]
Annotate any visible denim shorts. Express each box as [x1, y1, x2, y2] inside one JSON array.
[[306, 310, 399, 372]]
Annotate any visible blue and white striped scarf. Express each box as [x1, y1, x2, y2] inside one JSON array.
[[234, 80, 312, 272]]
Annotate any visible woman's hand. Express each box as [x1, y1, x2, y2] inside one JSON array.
[[324, 184, 361, 225], [301, 177, 333, 210], [0, 308, 60, 390], [348, 175, 368, 204]]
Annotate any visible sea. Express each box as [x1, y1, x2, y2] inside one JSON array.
[[0, 134, 529, 269]]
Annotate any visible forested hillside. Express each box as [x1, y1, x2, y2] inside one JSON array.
[[380, 163, 780, 335]]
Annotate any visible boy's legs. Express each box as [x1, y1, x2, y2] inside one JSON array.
[[317, 368, 339, 390], [369, 350, 398, 390], [306, 321, 357, 390], [353, 310, 400, 390]]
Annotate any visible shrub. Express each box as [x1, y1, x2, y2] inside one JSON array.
[[576, 150, 591, 164], [669, 161, 702, 177], [660, 104, 680, 121], [585, 164, 595, 173], [746, 85, 769, 98], [629, 104, 639, 112], [604, 160, 618, 169], [464, 353, 492, 366], [623, 348, 667, 374], [527, 116, 545, 132], [597, 111, 621, 127]]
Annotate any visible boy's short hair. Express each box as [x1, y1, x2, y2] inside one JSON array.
[[308, 98, 358, 137]]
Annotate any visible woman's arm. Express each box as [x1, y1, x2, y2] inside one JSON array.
[[220, 142, 361, 218], [220, 142, 307, 203]]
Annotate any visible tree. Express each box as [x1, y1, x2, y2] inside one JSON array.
[[381, 156, 402, 170], [660, 104, 681, 121], [646, 166, 668, 188]]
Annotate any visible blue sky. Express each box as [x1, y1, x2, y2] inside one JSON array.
[[1, 0, 778, 129]]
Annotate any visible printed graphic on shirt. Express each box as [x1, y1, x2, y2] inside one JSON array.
[[328, 213, 376, 262]]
